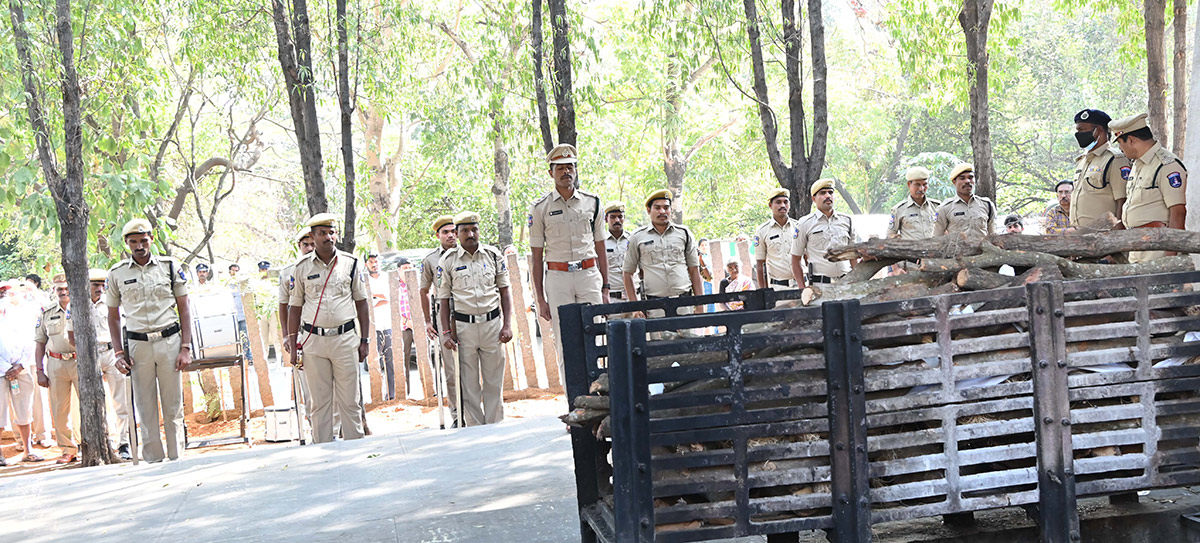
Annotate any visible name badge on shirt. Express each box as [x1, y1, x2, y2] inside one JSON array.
[[769, 234, 780, 240], [812, 229, 825, 235], [306, 274, 320, 280], [606, 248, 614, 252], [123, 279, 137, 285], [549, 210, 564, 216], [641, 240, 655, 245], [954, 212, 966, 216], [909, 213, 917, 217], [49, 315, 61, 320], [455, 266, 467, 271]]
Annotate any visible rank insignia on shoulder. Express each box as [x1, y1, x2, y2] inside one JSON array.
[[1168, 172, 1184, 188]]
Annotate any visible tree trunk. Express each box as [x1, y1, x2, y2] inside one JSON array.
[[490, 112, 514, 247], [959, 0, 997, 201], [336, 0, 356, 253], [1172, 0, 1187, 153], [1184, 0, 1200, 250], [270, 0, 328, 217], [664, 147, 687, 223], [10, 0, 114, 467], [548, 0, 575, 146], [531, 0, 554, 153], [1147, 0, 1169, 138], [803, 0, 830, 213]]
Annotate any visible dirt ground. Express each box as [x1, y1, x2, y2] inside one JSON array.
[[0, 388, 567, 478]]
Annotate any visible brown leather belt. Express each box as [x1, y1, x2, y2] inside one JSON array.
[[547, 258, 596, 272], [1132, 221, 1168, 229], [48, 350, 76, 361]]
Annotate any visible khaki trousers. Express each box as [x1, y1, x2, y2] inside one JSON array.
[[128, 333, 184, 462], [455, 316, 505, 426], [1129, 250, 1166, 263], [46, 357, 80, 456], [545, 267, 603, 388], [303, 332, 363, 443], [99, 350, 132, 448], [30, 383, 49, 440]]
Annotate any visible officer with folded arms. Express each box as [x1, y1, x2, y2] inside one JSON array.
[[106, 219, 193, 463], [285, 213, 369, 443]]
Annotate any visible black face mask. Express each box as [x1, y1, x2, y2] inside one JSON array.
[[1075, 129, 1096, 148]]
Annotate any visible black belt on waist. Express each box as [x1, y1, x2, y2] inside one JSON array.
[[645, 289, 693, 300], [769, 278, 793, 286], [302, 320, 355, 336], [454, 308, 501, 323], [806, 275, 834, 284], [609, 290, 624, 300], [126, 322, 181, 342], [98, 342, 113, 352]]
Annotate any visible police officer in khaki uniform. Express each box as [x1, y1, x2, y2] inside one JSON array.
[[436, 212, 513, 426], [1110, 113, 1189, 262], [1071, 109, 1130, 229], [279, 227, 316, 424], [528, 144, 609, 386], [754, 188, 802, 290], [106, 219, 193, 463], [66, 268, 132, 460], [420, 215, 460, 426], [622, 189, 703, 304], [286, 213, 370, 443], [33, 274, 78, 463], [934, 163, 996, 238], [791, 179, 858, 287], [888, 167, 940, 240], [603, 203, 633, 300]]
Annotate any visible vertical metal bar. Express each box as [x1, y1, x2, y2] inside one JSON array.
[[609, 318, 654, 543], [1027, 282, 1080, 543], [822, 300, 871, 543], [560, 302, 599, 543]]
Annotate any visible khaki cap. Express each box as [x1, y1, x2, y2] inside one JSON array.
[[949, 163, 974, 180], [121, 218, 153, 238], [810, 178, 834, 198], [306, 213, 338, 229], [431, 215, 455, 233], [51, 274, 67, 288], [295, 227, 312, 243], [454, 211, 480, 226], [88, 268, 107, 282], [546, 143, 579, 164], [905, 166, 931, 182], [644, 189, 673, 208], [604, 202, 625, 215], [768, 188, 789, 203], [1110, 113, 1149, 138]]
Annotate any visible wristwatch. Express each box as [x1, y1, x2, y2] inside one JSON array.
[[360, 338, 369, 344]]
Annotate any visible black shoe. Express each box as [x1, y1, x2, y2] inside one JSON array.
[[450, 419, 460, 429], [117, 444, 132, 461]]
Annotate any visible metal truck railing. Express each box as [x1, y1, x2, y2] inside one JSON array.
[[560, 270, 1200, 543]]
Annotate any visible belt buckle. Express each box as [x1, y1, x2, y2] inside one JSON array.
[[567, 261, 582, 272], [147, 330, 163, 341]]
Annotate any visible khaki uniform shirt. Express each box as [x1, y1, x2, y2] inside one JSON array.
[[277, 263, 297, 305], [1123, 142, 1188, 228], [420, 248, 449, 292], [528, 189, 605, 261], [625, 223, 699, 298], [1071, 142, 1130, 227], [105, 255, 188, 333], [435, 245, 510, 315], [791, 211, 856, 278], [34, 304, 73, 355], [934, 195, 996, 238], [288, 251, 368, 328], [65, 299, 111, 346], [887, 196, 940, 240], [754, 217, 801, 281], [604, 231, 631, 294]]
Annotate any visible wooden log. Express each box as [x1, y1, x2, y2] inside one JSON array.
[[805, 271, 953, 305], [388, 271, 407, 400], [403, 268, 436, 399], [956, 267, 1013, 291], [921, 243, 1194, 278], [506, 252, 539, 388], [990, 228, 1200, 258], [839, 258, 897, 284], [561, 407, 608, 426], [574, 395, 610, 410], [589, 373, 609, 394], [236, 290, 265, 410], [365, 295, 384, 404], [502, 341, 515, 391], [827, 234, 984, 262], [528, 254, 561, 389]]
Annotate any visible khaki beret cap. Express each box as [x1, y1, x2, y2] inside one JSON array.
[[949, 163, 974, 180], [546, 143, 579, 164], [295, 227, 312, 243], [88, 268, 107, 282], [604, 202, 625, 215], [51, 273, 67, 288], [454, 211, 480, 226], [431, 215, 455, 233], [121, 218, 153, 238], [644, 189, 673, 208], [905, 166, 931, 182], [768, 188, 789, 203], [1109, 113, 1149, 138], [809, 178, 834, 198], [306, 213, 339, 229]]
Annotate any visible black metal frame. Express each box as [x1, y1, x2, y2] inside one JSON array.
[[822, 301, 871, 543]]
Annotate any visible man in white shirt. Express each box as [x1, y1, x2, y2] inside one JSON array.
[[0, 282, 41, 464], [366, 253, 397, 400]]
